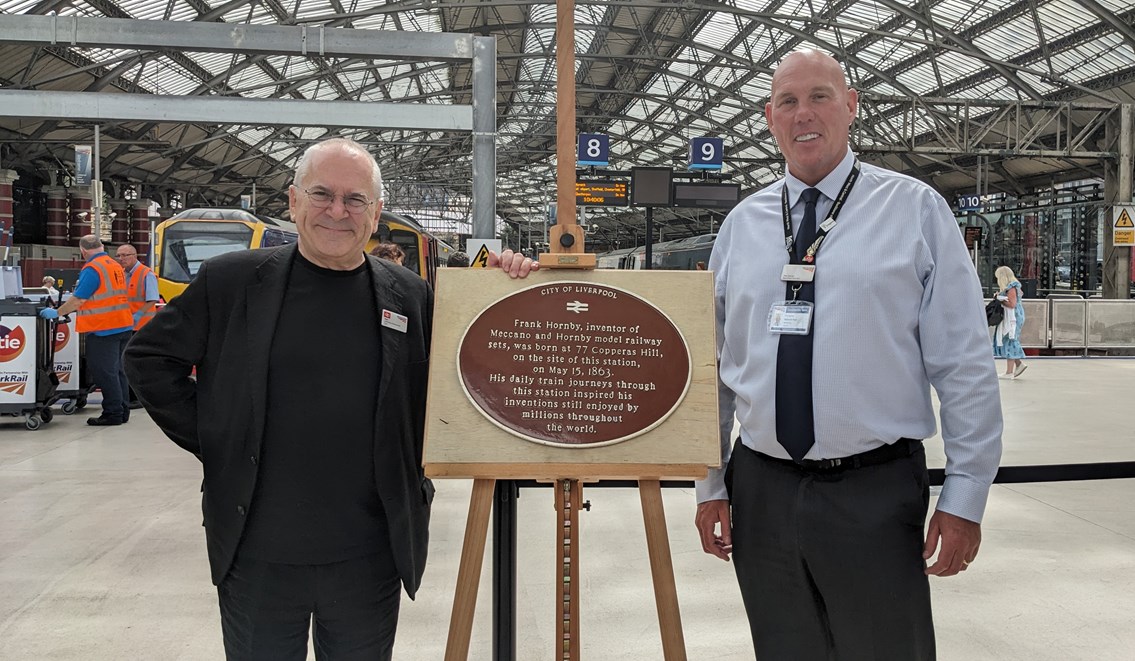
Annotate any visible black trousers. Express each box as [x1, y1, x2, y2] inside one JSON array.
[[729, 442, 935, 661], [218, 552, 402, 661], [84, 330, 131, 421]]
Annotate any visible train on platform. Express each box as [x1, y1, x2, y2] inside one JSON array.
[[595, 233, 717, 270], [153, 207, 447, 301]]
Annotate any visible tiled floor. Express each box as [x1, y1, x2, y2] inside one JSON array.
[[1, 358, 1133, 659]]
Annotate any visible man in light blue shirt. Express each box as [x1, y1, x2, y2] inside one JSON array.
[[694, 50, 1002, 659]]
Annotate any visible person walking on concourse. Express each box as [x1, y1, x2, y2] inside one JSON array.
[[694, 50, 1004, 660], [124, 137, 537, 660]]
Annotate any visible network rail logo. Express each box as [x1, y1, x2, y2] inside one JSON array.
[[0, 373, 28, 396], [0, 324, 28, 363]]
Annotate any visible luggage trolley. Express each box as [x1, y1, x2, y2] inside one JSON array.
[[0, 300, 62, 430], [51, 310, 86, 415]]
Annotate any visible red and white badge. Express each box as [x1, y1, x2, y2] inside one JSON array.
[[381, 309, 408, 333]]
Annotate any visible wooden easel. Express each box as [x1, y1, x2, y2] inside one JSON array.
[[442, 470, 699, 661], [444, 1, 699, 654]]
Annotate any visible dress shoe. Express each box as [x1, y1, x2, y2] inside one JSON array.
[[87, 416, 124, 426]]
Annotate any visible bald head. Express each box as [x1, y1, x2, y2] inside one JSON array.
[[765, 49, 858, 185], [79, 234, 103, 252], [771, 50, 849, 94], [294, 137, 384, 203], [115, 243, 140, 270]]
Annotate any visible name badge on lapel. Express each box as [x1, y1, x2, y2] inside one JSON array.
[[381, 309, 408, 333]]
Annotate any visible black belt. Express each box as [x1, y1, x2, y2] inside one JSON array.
[[751, 438, 922, 473]]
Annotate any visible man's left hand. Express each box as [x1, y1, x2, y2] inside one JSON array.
[[489, 249, 539, 279], [923, 510, 981, 577]]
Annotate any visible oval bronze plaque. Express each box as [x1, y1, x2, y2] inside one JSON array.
[[458, 281, 691, 447]]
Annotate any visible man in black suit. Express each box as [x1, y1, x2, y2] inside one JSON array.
[[125, 137, 536, 660]]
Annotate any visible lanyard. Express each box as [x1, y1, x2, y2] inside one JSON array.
[[781, 162, 861, 265]]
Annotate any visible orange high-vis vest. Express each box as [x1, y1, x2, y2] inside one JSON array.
[[126, 262, 157, 330], [76, 254, 134, 334]]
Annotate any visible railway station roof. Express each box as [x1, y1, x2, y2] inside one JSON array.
[[1, 0, 1133, 247]]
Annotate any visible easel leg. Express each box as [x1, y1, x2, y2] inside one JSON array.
[[555, 478, 582, 661], [639, 479, 688, 661], [445, 478, 497, 661]]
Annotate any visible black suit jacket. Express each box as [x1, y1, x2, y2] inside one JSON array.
[[124, 244, 434, 597]]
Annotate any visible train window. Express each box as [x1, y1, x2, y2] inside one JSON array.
[[260, 229, 297, 248], [160, 221, 254, 283], [389, 229, 420, 274]]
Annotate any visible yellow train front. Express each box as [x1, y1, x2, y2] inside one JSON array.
[[153, 208, 443, 303], [364, 211, 447, 286]]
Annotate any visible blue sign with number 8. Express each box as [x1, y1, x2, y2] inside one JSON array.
[[578, 134, 610, 167]]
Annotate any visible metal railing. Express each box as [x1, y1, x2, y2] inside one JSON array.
[[998, 298, 1135, 350]]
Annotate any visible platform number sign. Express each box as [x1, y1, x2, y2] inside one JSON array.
[[688, 137, 724, 171], [577, 134, 610, 167], [957, 195, 983, 213]]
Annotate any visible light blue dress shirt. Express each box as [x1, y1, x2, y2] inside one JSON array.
[[696, 148, 1003, 524]]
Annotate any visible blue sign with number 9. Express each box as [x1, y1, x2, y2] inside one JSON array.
[[689, 137, 724, 170]]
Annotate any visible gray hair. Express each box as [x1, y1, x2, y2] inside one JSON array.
[[293, 137, 384, 202], [79, 234, 103, 252]]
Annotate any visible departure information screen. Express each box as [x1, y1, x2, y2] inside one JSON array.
[[576, 179, 629, 206]]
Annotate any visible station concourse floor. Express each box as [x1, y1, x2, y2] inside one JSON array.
[[1, 358, 1133, 660]]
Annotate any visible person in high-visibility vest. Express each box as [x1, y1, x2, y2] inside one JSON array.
[[115, 243, 160, 410], [40, 234, 134, 426], [115, 243, 159, 330]]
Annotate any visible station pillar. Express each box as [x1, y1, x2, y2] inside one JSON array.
[[132, 198, 153, 265], [109, 198, 130, 245], [44, 186, 70, 246], [69, 189, 92, 245], [0, 169, 17, 248]]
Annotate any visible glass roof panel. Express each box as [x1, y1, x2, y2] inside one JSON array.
[[1, 0, 1133, 229]]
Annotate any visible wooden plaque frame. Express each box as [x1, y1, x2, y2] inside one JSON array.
[[423, 268, 719, 481]]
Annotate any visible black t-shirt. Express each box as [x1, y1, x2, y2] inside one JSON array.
[[239, 252, 386, 564]]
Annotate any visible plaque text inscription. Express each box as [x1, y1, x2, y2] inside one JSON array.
[[458, 282, 691, 447]]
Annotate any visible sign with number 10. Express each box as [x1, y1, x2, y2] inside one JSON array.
[[688, 137, 724, 171], [578, 134, 610, 167]]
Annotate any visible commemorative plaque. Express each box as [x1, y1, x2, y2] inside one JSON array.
[[457, 282, 691, 447], [424, 268, 719, 480]]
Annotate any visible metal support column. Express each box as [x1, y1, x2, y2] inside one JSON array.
[[471, 36, 496, 239], [1104, 104, 1133, 299], [492, 481, 518, 661], [644, 207, 654, 270]]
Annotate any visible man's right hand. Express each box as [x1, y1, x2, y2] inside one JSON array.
[[695, 499, 733, 561], [38, 308, 59, 320]]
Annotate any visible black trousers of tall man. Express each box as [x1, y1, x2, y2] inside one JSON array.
[[728, 441, 936, 660]]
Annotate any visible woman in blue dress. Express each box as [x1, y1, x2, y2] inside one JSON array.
[[993, 265, 1027, 378]]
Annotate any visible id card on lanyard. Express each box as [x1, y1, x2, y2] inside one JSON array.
[[767, 163, 861, 336]]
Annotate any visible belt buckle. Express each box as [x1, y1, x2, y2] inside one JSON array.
[[822, 457, 842, 470]]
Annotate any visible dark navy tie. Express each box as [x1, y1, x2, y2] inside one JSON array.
[[775, 187, 821, 461]]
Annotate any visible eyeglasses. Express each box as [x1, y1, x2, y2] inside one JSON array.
[[304, 188, 374, 213]]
